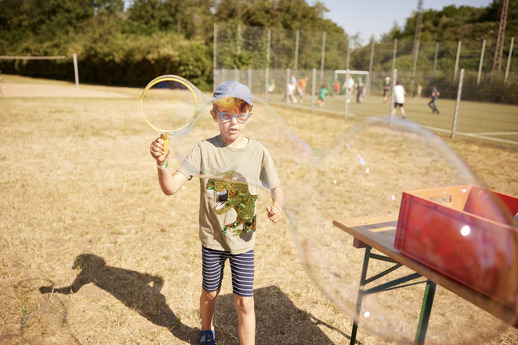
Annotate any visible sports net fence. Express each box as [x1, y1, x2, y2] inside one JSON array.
[[214, 23, 518, 146]]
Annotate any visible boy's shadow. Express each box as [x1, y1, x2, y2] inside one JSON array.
[[217, 286, 352, 344], [39, 254, 196, 343]]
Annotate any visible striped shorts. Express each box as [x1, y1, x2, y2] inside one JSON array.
[[201, 246, 255, 297]]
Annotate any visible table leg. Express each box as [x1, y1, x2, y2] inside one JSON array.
[[415, 280, 436, 345], [350, 246, 371, 345]]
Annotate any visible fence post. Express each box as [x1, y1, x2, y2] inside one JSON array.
[[312, 68, 316, 112], [267, 28, 271, 66], [392, 39, 398, 72], [411, 39, 420, 97], [265, 29, 271, 103], [213, 23, 217, 91], [320, 32, 326, 86], [265, 68, 269, 103], [295, 30, 300, 71], [390, 69, 397, 122], [433, 42, 439, 80], [368, 38, 375, 96], [451, 68, 464, 138], [237, 24, 241, 55], [286, 68, 290, 106], [504, 37, 514, 84], [345, 69, 350, 119], [454, 40, 461, 82], [477, 39, 486, 86], [73, 53, 79, 89], [346, 38, 351, 72]]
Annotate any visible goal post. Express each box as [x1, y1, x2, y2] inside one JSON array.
[[334, 69, 370, 96], [0, 54, 79, 88]]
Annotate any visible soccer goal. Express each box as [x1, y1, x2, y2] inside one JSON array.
[[0, 54, 80, 88], [334, 70, 370, 96]]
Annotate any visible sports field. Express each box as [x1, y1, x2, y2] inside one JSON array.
[[268, 90, 518, 147], [0, 75, 517, 344]]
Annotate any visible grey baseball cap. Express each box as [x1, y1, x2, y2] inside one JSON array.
[[212, 81, 253, 106]]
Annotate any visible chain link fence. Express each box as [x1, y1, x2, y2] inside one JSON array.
[[213, 23, 518, 146]]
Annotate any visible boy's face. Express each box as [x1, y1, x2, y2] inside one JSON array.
[[210, 97, 253, 145]]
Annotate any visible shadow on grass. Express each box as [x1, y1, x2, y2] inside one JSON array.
[[39, 254, 197, 344], [216, 285, 353, 344], [39, 254, 354, 344]]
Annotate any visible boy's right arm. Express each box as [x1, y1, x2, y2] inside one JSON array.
[[150, 137, 188, 195]]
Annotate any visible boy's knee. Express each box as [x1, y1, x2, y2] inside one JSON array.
[[202, 288, 220, 301], [234, 295, 254, 314]]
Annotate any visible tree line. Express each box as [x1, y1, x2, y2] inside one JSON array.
[[0, 0, 516, 91]]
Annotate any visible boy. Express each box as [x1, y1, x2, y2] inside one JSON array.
[[149, 80, 283, 345]]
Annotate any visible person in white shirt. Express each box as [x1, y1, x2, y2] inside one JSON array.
[[342, 75, 355, 103], [392, 80, 406, 119]]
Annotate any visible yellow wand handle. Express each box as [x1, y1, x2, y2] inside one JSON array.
[[161, 133, 169, 168]]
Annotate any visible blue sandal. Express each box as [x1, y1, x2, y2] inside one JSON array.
[[200, 329, 217, 345]]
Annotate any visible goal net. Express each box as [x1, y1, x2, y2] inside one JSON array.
[[334, 70, 370, 97]]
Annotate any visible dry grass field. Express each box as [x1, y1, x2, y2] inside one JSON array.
[[1, 75, 517, 344]]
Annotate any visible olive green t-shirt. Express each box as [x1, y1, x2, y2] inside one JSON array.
[[178, 135, 280, 254]]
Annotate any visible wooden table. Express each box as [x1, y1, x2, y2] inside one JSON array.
[[333, 214, 518, 345]]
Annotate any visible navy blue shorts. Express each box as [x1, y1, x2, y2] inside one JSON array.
[[202, 246, 255, 297]]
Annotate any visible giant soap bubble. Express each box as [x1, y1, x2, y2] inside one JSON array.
[[286, 117, 517, 344], [144, 78, 313, 238]]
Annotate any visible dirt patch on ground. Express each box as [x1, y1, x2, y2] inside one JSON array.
[[1, 82, 132, 99]]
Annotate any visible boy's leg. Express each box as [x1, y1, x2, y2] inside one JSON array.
[[229, 249, 255, 344], [201, 247, 227, 337], [234, 294, 255, 345], [200, 288, 220, 331]]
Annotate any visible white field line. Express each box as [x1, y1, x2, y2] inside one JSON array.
[[476, 131, 518, 136], [424, 126, 518, 145]]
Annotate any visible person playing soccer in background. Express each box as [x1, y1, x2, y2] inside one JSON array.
[[296, 75, 308, 103], [267, 78, 275, 101], [342, 75, 355, 103], [316, 84, 328, 107], [382, 76, 391, 103], [428, 84, 440, 114], [355, 78, 364, 104], [333, 79, 340, 97], [392, 80, 407, 119], [149, 80, 283, 345]]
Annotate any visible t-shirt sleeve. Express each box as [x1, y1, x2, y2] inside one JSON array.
[[178, 142, 202, 180], [260, 147, 281, 189]]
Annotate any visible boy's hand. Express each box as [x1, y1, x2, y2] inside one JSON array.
[[266, 205, 282, 223], [150, 137, 169, 166]]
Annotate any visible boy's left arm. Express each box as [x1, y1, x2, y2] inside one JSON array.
[[266, 184, 284, 223]]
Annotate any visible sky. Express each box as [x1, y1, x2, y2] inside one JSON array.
[[313, 0, 494, 44]]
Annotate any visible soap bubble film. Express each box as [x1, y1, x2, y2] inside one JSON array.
[[286, 117, 515, 344]]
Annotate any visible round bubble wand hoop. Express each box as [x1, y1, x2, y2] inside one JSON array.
[[140, 75, 200, 167]]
